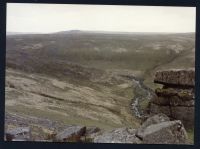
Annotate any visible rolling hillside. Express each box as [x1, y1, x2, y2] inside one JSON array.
[[6, 31, 195, 83]]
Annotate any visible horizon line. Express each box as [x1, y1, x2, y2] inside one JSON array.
[[6, 30, 195, 35]]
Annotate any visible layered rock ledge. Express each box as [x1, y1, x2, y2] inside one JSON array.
[[149, 68, 195, 129], [154, 68, 195, 87]]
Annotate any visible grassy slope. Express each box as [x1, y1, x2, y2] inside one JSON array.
[[5, 67, 139, 130]]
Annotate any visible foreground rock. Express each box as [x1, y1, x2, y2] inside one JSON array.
[[54, 126, 86, 142], [85, 126, 101, 135], [93, 127, 142, 144], [80, 126, 101, 142], [93, 114, 188, 144], [136, 114, 170, 136], [149, 68, 195, 129], [137, 120, 188, 144], [5, 114, 189, 144], [5, 127, 31, 141]]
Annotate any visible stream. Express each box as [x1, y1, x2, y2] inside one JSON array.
[[130, 77, 154, 118]]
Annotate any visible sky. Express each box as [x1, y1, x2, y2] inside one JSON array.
[[7, 3, 196, 33]]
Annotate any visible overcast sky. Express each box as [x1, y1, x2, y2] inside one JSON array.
[[7, 3, 196, 33]]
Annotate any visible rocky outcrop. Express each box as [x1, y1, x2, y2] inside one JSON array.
[[80, 126, 102, 142], [54, 125, 86, 142], [136, 120, 188, 144], [93, 114, 188, 144], [154, 68, 195, 87], [136, 113, 170, 137], [136, 114, 188, 144], [93, 128, 142, 144], [5, 127, 31, 141], [149, 69, 195, 129]]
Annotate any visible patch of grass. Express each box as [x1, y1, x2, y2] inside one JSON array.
[[111, 86, 134, 98], [139, 99, 150, 112], [186, 128, 194, 144], [5, 105, 123, 130]]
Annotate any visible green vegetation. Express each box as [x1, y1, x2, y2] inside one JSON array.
[[111, 86, 134, 98], [6, 105, 122, 130], [139, 99, 150, 112], [187, 128, 194, 144]]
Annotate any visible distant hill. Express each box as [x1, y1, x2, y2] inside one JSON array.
[[7, 32, 46, 35]]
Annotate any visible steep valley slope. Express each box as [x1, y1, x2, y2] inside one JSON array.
[[6, 67, 140, 130]]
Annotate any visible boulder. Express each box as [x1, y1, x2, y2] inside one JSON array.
[[136, 114, 170, 138], [137, 120, 188, 144], [171, 107, 194, 129], [80, 132, 102, 143], [80, 126, 101, 142], [5, 127, 31, 141], [55, 125, 86, 142], [154, 69, 195, 87], [93, 128, 142, 144], [41, 128, 57, 140], [85, 126, 101, 135]]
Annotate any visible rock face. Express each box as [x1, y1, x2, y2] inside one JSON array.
[[55, 126, 86, 142], [136, 113, 170, 137], [93, 127, 142, 144], [149, 69, 195, 129], [93, 114, 188, 144], [137, 120, 188, 144], [5, 127, 31, 141], [80, 126, 102, 142], [154, 69, 195, 87], [136, 114, 188, 144]]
